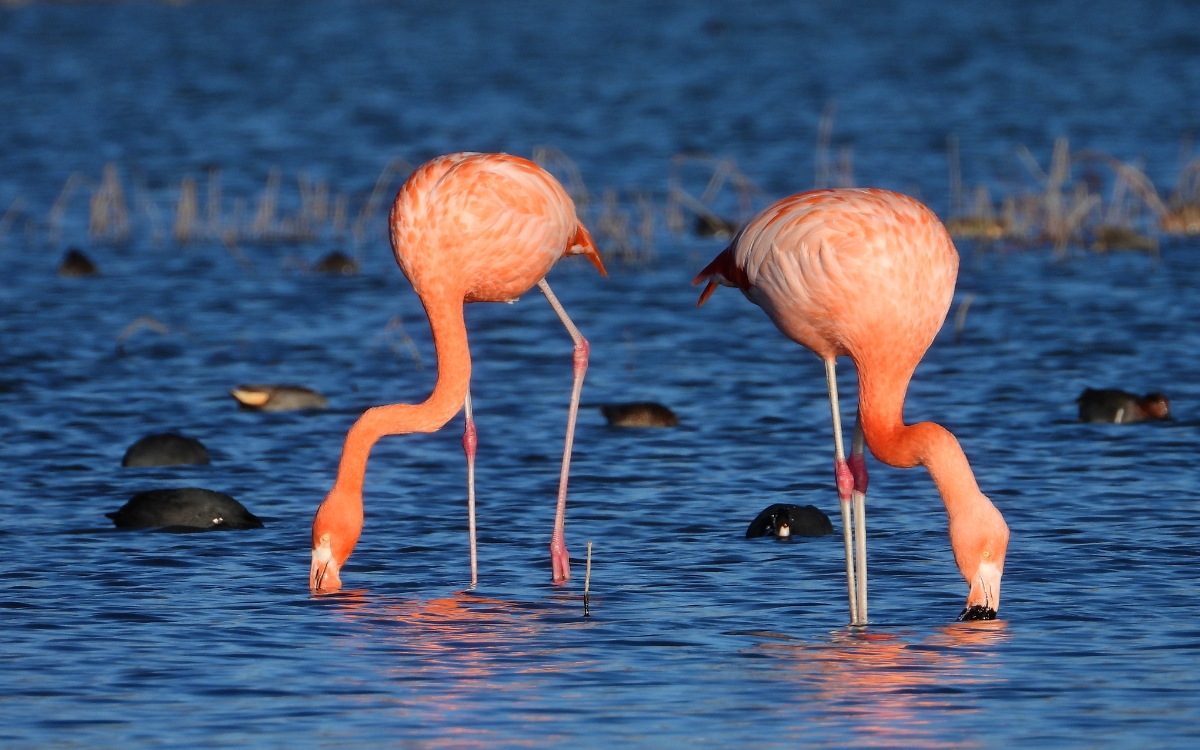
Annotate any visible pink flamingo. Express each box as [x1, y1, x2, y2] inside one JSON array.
[[694, 188, 1009, 623], [310, 152, 606, 592]]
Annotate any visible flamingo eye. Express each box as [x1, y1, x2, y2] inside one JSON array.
[[982, 550, 990, 559]]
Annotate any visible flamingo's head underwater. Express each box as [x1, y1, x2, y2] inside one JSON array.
[[953, 500, 1010, 621], [309, 486, 363, 593]]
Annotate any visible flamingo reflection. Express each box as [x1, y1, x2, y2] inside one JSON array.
[[318, 589, 587, 685], [752, 621, 1009, 747]]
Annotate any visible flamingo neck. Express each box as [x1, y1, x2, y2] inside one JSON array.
[[327, 292, 471, 502], [856, 363, 1006, 574]]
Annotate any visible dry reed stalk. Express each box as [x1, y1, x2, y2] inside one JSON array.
[[206, 169, 222, 239], [596, 188, 634, 262], [636, 192, 656, 261], [814, 100, 837, 190], [88, 163, 130, 244], [116, 315, 171, 354], [954, 293, 974, 344], [1171, 157, 1200, 204], [331, 193, 348, 242], [532, 146, 590, 210], [372, 315, 424, 369], [134, 188, 166, 246], [226, 197, 246, 247], [0, 196, 25, 246], [174, 176, 198, 244], [48, 172, 86, 246], [836, 145, 855, 188], [1164, 157, 1200, 233], [292, 172, 325, 242], [948, 134, 964, 217], [251, 168, 281, 241], [666, 153, 757, 237], [352, 159, 412, 248]]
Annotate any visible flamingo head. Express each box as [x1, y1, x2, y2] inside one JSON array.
[[952, 500, 1010, 621], [310, 487, 363, 593]]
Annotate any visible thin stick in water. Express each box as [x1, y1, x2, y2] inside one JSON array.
[[584, 541, 592, 617]]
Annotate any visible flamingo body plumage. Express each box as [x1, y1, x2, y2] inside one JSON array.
[[696, 188, 1009, 620], [311, 152, 605, 592]]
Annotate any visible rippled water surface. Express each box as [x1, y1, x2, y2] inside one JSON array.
[[3, 1, 1200, 747]]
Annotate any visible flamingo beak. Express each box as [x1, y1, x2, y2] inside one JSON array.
[[310, 535, 343, 593], [959, 560, 1002, 621]]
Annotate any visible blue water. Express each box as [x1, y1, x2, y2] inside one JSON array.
[[3, 1, 1200, 747]]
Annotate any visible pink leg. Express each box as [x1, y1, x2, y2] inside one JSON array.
[[537, 278, 589, 583], [849, 412, 868, 623], [463, 389, 479, 587]]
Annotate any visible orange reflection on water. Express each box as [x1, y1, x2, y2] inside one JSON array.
[[318, 588, 587, 748], [756, 621, 1010, 748]]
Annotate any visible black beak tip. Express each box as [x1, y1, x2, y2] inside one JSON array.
[[957, 605, 998, 622]]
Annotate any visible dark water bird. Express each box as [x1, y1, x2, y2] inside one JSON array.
[[1077, 388, 1170, 423], [695, 214, 740, 239], [230, 384, 328, 411], [746, 504, 833, 539], [314, 251, 359, 274], [599, 402, 679, 427], [122, 433, 210, 467], [107, 488, 263, 530], [58, 248, 97, 276], [1090, 225, 1158, 254], [695, 189, 1009, 624]]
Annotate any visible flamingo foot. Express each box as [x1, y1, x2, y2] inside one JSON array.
[[551, 534, 571, 583]]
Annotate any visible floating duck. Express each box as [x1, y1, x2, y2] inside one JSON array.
[[314, 251, 358, 274], [122, 433, 210, 467], [746, 503, 834, 538], [230, 384, 328, 411], [58, 248, 97, 277], [1090, 226, 1158, 254], [107, 488, 263, 531], [1077, 388, 1170, 423], [599, 402, 680, 427]]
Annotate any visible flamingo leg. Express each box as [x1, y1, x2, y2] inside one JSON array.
[[825, 358, 860, 625], [850, 412, 868, 624], [537, 278, 589, 583], [463, 388, 479, 588]]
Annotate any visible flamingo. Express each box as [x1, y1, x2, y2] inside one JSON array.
[[694, 188, 1009, 623], [310, 152, 606, 592]]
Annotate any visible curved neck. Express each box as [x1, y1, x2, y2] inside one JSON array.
[[856, 362, 984, 524], [332, 292, 471, 497]]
